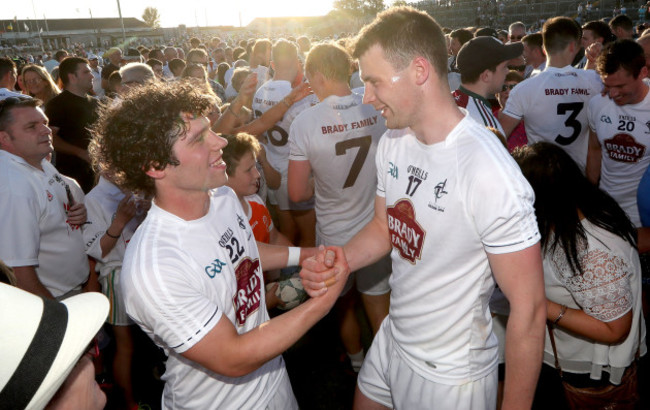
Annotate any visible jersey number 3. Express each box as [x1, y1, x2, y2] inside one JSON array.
[[335, 135, 372, 188], [555, 102, 584, 145]]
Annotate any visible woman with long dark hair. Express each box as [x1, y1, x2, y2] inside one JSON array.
[[514, 142, 646, 408]]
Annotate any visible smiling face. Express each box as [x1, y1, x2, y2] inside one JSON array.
[[158, 114, 228, 197], [226, 150, 260, 198], [23, 70, 46, 96], [0, 106, 53, 168], [359, 44, 416, 130], [602, 66, 648, 105]]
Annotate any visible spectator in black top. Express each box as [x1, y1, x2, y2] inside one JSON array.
[[45, 57, 99, 192]]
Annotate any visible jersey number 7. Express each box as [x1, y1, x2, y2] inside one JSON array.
[[335, 135, 372, 188]]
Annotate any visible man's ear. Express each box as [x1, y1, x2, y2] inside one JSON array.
[[412, 56, 430, 86], [145, 163, 165, 180], [0, 130, 11, 149]]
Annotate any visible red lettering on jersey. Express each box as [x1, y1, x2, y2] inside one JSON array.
[[233, 257, 262, 326], [604, 133, 646, 163], [387, 199, 426, 264]]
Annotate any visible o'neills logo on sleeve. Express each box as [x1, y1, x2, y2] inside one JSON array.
[[233, 258, 262, 326], [604, 134, 646, 163], [387, 199, 426, 264]]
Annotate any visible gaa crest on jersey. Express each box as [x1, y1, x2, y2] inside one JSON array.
[[233, 257, 262, 326], [387, 199, 425, 264], [604, 134, 646, 163]]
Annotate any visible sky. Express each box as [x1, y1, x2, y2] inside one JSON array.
[[2, 0, 336, 28]]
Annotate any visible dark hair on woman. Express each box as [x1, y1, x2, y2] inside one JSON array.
[[513, 142, 636, 275]]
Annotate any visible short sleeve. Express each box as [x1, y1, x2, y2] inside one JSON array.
[[0, 191, 41, 267], [288, 115, 309, 161], [553, 247, 633, 322], [501, 85, 525, 121], [466, 144, 540, 254], [124, 250, 223, 354], [587, 96, 600, 132], [375, 136, 388, 197], [83, 195, 109, 261]]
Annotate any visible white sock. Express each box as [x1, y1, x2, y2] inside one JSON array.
[[348, 350, 365, 372]]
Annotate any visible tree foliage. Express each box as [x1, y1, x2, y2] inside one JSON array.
[[333, 0, 386, 18], [142, 7, 161, 29]]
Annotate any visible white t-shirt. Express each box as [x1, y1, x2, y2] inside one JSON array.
[[289, 93, 386, 246], [588, 88, 650, 227], [83, 177, 144, 278], [376, 112, 540, 385], [253, 80, 318, 175], [0, 151, 88, 296], [502, 65, 602, 170], [251, 65, 271, 90], [543, 219, 646, 384], [122, 187, 287, 409], [0, 88, 27, 101]]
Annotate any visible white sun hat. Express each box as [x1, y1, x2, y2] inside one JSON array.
[[0, 284, 108, 409]]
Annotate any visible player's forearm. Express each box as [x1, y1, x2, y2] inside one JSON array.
[[501, 297, 546, 410], [230, 291, 340, 376], [586, 147, 602, 184], [13, 266, 56, 299], [257, 242, 318, 270], [344, 217, 392, 272]]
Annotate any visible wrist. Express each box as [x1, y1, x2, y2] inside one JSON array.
[[553, 304, 568, 325]]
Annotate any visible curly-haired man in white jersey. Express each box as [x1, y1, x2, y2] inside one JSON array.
[[300, 7, 546, 410], [89, 81, 349, 410]]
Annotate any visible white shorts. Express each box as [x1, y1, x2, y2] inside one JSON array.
[[271, 175, 314, 211], [358, 318, 498, 410], [100, 267, 133, 326], [266, 368, 299, 410], [342, 254, 392, 296]]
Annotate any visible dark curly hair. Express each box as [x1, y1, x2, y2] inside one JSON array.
[[89, 81, 217, 197]]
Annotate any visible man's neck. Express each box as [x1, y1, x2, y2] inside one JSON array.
[[411, 88, 466, 145], [547, 52, 574, 68], [315, 81, 352, 101], [154, 189, 211, 221], [460, 82, 490, 100], [64, 86, 87, 98]]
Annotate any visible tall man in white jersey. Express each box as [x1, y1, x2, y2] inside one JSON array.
[[89, 81, 350, 409], [587, 40, 650, 227], [252, 39, 318, 247], [287, 42, 391, 371], [300, 7, 546, 409], [500, 17, 603, 170]]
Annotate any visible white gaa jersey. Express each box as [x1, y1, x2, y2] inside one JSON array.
[[377, 111, 540, 384], [588, 88, 650, 227], [0, 151, 89, 297], [502, 65, 602, 170], [289, 93, 386, 246], [122, 187, 286, 409], [252, 80, 318, 175]]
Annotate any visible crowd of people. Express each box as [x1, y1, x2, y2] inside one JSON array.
[[0, 5, 649, 410]]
